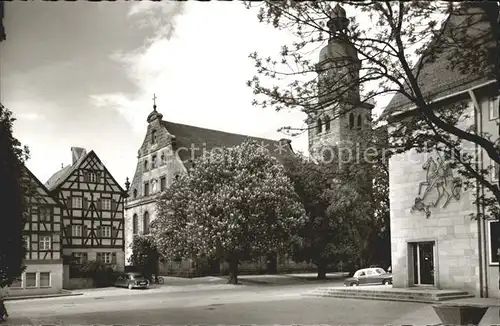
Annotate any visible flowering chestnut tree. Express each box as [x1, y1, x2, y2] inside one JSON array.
[[151, 140, 307, 284]]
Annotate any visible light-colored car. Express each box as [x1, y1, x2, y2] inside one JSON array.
[[114, 272, 150, 290], [344, 267, 392, 287]]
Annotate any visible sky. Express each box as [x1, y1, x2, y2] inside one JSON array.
[[0, 1, 389, 186]]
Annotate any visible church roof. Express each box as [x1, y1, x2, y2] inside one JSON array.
[[382, 2, 497, 118], [161, 120, 294, 163]]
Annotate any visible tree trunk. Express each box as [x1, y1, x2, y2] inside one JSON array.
[[317, 262, 327, 279], [227, 257, 239, 284]]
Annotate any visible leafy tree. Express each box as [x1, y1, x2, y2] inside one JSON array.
[[151, 140, 307, 284], [128, 234, 160, 279], [246, 0, 498, 279], [0, 104, 29, 288]]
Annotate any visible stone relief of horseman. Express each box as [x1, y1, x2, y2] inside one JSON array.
[[410, 155, 463, 218]]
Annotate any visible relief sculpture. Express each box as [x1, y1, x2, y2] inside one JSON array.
[[410, 155, 462, 218]]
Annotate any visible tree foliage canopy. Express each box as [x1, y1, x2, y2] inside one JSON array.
[[151, 140, 307, 283], [0, 104, 29, 288], [129, 234, 160, 278]]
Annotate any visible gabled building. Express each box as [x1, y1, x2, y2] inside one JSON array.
[[383, 2, 499, 297], [45, 147, 128, 279], [124, 103, 308, 275], [9, 166, 63, 296]]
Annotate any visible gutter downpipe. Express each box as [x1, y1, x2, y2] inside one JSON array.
[[469, 89, 486, 297]]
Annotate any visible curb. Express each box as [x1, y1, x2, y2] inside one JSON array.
[[4, 291, 83, 301]]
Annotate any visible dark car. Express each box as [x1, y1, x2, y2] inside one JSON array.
[[344, 267, 392, 287], [114, 272, 150, 290]]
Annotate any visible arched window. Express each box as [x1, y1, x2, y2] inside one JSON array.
[[357, 115, 362, 129], [133, 189, 137, 199], [151, 129, 157, 144], [151, 179, 157, 193], [132, 214, 138, 235], [143, 211, 150, 235], [143, 160, 149, 171], [349, 113, 355, 129], [316, 118, 322, 134], [324, 115, 331, 132]]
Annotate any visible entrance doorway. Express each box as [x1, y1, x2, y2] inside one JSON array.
[[411, 241, 435, 286]]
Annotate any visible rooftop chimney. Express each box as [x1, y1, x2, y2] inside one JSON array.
[[71, 147, 87, 165]]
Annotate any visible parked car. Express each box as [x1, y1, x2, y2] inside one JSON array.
[[114, 272, 150, 290], [344, 267, 392, 287]]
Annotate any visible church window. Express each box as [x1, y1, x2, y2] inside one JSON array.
[[160, 153, 166, 165], [324, 115, 331, 132], [487, 220, 499, 264], [349, 113, 355, 129], [151, 129, 157, 144], [489, 96, 499, 120], [132, 214, 138, 235], [152, 155, 157, 169], [160, 176, 166, 191], [491, 158, 499, 182], [144, 160, 149, 172], [133, 189, 137, 199], [316, 118, 322, 134], [357, 115, 362, 129], [151, 179, 158, 193], [143, 211, 150, 235], [144, 182, 150, 196]]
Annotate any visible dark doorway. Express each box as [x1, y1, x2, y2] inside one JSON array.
[[411, 241, 435, 285]]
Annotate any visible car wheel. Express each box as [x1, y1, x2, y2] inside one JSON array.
[[128, 283, 133, 290], [383, 280, 390, 285], [351, 283, 358, 287]]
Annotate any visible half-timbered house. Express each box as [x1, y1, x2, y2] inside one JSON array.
[[8, 166, 64, 296], [45, 147, 128, 281]]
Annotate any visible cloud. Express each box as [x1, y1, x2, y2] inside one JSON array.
[[16, 112, 44, 121]]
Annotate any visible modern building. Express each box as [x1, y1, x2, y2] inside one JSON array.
[[45, 147, 128, 286], [8, 167, 64, 296], [383, 2, 499, 297]]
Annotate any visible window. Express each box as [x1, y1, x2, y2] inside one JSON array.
[[144, 160, 149, 172], [88, 172, 96, 183], [366, 270, 374, 276], [349, 113, 355, 129], [23, 235, 30, 251], [357, 115, 362, 129], [324, 115, 331, 132], [133, 189, 137, 199], [40, 272, 50, 287], [152, 155, 157, 168], [143, 211, 150, 234], [491, 158, 499, 182], [10, 276, 22, 288], [72, 252, 87, 264], [25, 272, 37, 287], [151, 129, 157, 144], [144, 182, 150, 196], [358, 271, 366, 276], [101, 198, 111, 210], [489, 96, 499, 120], [133, 214, 138, 234], [72, 197, 82, 209], [72, 225, 82, 237], [102, 226, 112, 238], [39, 207, 51, 221], [39, 236, 51, 250], [316, 118, 322, 134], [151, 179, 157, 193], [160, 153, 166, 165], [488, 220, 499, 265], [102, 252, 112, 264], [160, 176, 166, 191]]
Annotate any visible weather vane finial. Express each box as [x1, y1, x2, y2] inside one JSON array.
[[152, 93, 157, 111]]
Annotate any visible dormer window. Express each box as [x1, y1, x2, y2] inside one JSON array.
[[316, 118, 322, 134], [144, 160, 149, 172], [151, 129, 157, 144]]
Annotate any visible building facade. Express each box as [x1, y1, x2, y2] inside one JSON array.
[[384, 2, 499, 297], [45, 147, 127, 283], [124, 104, 315, 275], [8, 167, 64, 296]]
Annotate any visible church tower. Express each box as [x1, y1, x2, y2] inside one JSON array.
[[307, 4, 374, 162]]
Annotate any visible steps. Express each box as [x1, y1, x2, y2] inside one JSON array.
[[304, 285, 474, 303]]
